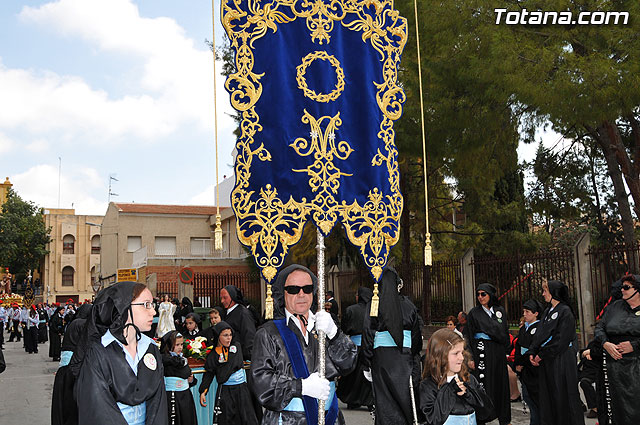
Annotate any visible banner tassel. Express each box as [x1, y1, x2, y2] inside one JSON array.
[[265, 284, 273, 320], [370, 283, 379, 317]]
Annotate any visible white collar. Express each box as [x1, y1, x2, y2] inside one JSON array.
[[285, 308, 316, 344], [101, 330, 153, 375], [227, 304, 239, 314], [482, 305, 494, 317]]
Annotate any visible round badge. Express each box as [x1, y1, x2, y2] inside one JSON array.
[[531, 328, 537, 335], [551, 312, 558, 320], [498, 319, 503, 323], [635, 311, 640, 316], [496, 311, 502, 319], [143, 353, 157, 371], [229, 345, 237, 354]]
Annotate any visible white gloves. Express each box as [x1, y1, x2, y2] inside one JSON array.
[[315, 311, 338, 339], [301, 372, 330, 401], [363, 368, 372, 382]]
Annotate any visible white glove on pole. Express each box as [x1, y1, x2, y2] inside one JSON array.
[[315, 311, 338, 339], [363, 368, 372, 382], [302, 372, 330, 401]]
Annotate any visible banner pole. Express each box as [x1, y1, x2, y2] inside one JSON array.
[[317, 228, 326, 424]]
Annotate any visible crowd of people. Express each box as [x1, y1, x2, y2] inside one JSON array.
[[1, 266, 637, 425]]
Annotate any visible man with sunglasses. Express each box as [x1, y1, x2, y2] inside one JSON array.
[[595, 273, 640, 423], [250, 264, 357, 425]]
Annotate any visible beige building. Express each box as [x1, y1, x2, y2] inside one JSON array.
[[100, 203, 250, 296], [40, 209, 103, 303], [0, 177, 12, 205]]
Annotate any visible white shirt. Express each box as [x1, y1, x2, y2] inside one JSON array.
[[227, 304, 239, 315], [482, 306, 494, 317], [285, 308, 316, 345]]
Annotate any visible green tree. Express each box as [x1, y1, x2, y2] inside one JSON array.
[[0, 189, 51, 275]]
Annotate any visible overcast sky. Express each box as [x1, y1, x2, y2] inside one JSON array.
[[0, 0, 558, 215]]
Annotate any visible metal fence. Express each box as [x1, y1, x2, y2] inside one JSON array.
[[588, 242, 640, 320], [472, 250, 577, 326], [193, 271, 262, 309], [157, 281, 178, 299], [425, 260, 463, 324]]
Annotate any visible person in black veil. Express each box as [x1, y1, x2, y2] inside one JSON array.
[[49, 306, 65, 361], [337, 286, 374, 410], [51, 303, 92, 425], [72, 282, 167, 425], [160, 330, 197, 425], [220, 285, 256, 361], [594, 273, 640, 424], [361, 267, 423, 425], [38, 303, 49, 343], [528, 280, 584, 425], [514, 299, 542, 425], [199, 321, 258, 425], [463, 283, 507, 425], [250, 264, 357, 425]]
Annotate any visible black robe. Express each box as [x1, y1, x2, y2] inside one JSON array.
[[38, 309, 49, 343], [75, 339, 168, 425], [199, 340, 258, 425], [49, 313, 64, 359], [224, 306, 256, 361], [362, 296, 423, 425], [514, 321, 541, 407], [162, 353, 198, 425], [250, 318, 357, 425], [594, 298, 640, 424], [529, 304, 584, 425], [336, 300, 374, 408], [464, 305, 509, 424], [52, 317, 86, 425], [419, 374, 493, 425]]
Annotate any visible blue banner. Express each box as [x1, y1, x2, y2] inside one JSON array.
[[222, 0, 407, 282]]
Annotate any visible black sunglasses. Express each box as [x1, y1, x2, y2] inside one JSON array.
[[622, 284, 634, 291], [284, 284, 314, 295], [477, 291, 488, 297]]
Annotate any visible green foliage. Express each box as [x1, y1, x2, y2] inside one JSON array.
[[0, 189, 51, 274]]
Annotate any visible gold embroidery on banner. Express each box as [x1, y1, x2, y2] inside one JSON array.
[[296, 51, 345, 102], [222, 0, 406, 282]]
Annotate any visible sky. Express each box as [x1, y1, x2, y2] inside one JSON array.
[[0, 0, 559, 216]]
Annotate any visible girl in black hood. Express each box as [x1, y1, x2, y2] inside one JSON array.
[[160, 330, 197, 425], [198, 321, 258, 425], [463, 283, 509, 424], [74, 281, 167, 425], [528, 280, 584, 425]]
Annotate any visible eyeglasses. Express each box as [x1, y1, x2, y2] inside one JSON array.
[[131, 301, 156, 310], [284, 284, 314, 295], [477, 291, 488, 297], [622, 284, 634, 291]]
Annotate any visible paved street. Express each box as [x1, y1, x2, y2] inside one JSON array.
[[0, 336, 597, 425]]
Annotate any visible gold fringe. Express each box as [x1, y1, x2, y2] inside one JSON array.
[[214, 213, 223, 251], [370, 282, 379, 317], [424, 232, 432, 266], [265, 284, 273, 320]]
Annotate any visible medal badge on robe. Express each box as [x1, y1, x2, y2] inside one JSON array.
[[221, 0, 408, 283]]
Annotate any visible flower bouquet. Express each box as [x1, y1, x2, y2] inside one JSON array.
[[184, 336, 212, 367]]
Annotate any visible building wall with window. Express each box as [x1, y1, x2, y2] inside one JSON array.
[[40, 209, 103, 303], [100, 203, 249, 291]]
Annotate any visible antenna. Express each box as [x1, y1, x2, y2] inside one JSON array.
[[58, 157, 61, 208], [108, 174, 119, 202]]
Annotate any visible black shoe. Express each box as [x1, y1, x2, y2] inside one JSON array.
[[347, 404, 360, 410], [510, 396, 522, 403]]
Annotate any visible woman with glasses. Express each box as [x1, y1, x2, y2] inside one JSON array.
[[528, 280, 584, 425], [464, 283, 508, 425], [73, 282, 167, 425], [594, 274, 640, 424]]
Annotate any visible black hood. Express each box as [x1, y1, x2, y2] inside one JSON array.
[[272, 264, 318, 319], [476, 283, 500, 308], [523, 299, 542, 314], [212, 321, 233, 345], [224, 285, 246, 306], [181, 297, 194, 312], [547, 280, 571, 305], [357, 287, 373, 305], [378, 267, 403, 349], [76, 303, 93, 320]]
